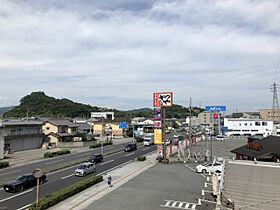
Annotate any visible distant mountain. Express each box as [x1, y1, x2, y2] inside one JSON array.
[[0, 106, 15, 117], [3, 92, 204, 119]]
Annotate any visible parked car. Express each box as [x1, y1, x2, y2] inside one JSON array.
[[124, 143, 137, 152], [162, 139, 171, 145], [75, 162, 96, 177], [216, 135, 226, 141], [196, 162, 222, 173], [4, 173, 47, 193], [135, 137, 144, 142], [88, 154, 103, 163]]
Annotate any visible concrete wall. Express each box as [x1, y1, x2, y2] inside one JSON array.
[[57, 140, 96, 148], [0, 138, 3, 159]]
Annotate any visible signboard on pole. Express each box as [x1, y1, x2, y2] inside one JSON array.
[[213, 113, 219, 119], [154, 108, 161, 120], [154, 120, 162, 128], [205, 106, 226, 112], [119, 122, 128, 129], [157, 145, 163, 158], [153, 92, 173, 107], [154, 129, 162, 144]]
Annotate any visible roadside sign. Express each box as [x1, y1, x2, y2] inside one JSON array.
[[154, 129, 162, 144], [119, 122, 128, 129], [157, 145, 163, 158], [154, 120, 162, 128], [153, 92, 173, 107], [213, 114, 219, 119], [154, 108, 161, 120], [205, 106, 226, 112]]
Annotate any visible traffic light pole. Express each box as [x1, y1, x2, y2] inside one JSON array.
[[163, 107, 166, 162]]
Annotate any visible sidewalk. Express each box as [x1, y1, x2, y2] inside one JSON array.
[[49, 152, 158, 210], [0, 138, 134, 168]]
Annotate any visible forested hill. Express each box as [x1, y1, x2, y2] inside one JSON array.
[[3, 92, 204, 118]]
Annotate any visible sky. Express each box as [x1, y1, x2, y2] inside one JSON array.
[[1, 0, 280, 113]]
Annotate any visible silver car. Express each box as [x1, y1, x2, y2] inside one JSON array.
[[75, 162, 96, 177]]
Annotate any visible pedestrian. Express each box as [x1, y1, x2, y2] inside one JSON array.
[[107, 174, 112, 187]]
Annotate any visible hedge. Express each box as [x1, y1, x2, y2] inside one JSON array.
[[137, 156, 146, 161], [89, 141, 113, 149], [0, 161, 9, 169], [29, 175, 103, 210], [44, 150, 71, 158]]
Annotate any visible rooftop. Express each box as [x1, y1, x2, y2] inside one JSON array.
[[223, 160, 280, 210]]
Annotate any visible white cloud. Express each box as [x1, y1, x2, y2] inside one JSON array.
[[0, 0, 279, 113]]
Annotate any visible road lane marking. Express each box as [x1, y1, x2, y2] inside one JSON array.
[[142, 148, 150, 151], [48, 164, 78, 175], [100, 160, 114, 166], [0, 169, 21, 177], [184, 164, 206, 178], [0, 189, 33, 203], [61, 174, 74, 180], [17, 203, 31, 210], [104, 151, 123, 158], [43, 159, 64, 165], [0, 188, 3, 191], [125, 152, 135, 157]]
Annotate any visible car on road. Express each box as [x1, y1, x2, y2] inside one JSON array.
[[124, 142, 137, 152], [4, 173, 47, 193], [196, 162, 223, 173], [143, 138, 154, 146], [88, 154, 103, 163], [75, 162, 96, 177], [216, 135, 226, 141]]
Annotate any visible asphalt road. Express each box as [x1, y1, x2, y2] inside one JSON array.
[[0, 143, 157, 210]]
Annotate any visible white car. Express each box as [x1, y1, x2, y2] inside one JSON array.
[[162, 139, 170, 145], [75, 162, 96, 177], [216, 135, 226, 141], [196, 162, 222, 173], [143, 138, 154, 146]]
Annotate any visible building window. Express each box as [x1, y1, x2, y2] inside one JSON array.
[[244, 123, 247, 126], [262, 122, 267, 126], [46, 127, 50, 130]]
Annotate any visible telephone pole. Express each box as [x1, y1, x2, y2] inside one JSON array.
[[271, 82, 280, 122], [188, 97, 192, 156]]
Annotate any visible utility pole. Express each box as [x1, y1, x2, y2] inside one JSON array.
[[210, 111, 213, 162], [101, 110, 104, 155]]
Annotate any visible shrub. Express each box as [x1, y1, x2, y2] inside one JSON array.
[[44, 152, 54, 158], [44, 150, 70, 158], [29, 175, 103, 210], [56, 150, 70, 156], [89, 141, 112, 149], [137, 156, 146, 161], [0, 161, 9, 169]]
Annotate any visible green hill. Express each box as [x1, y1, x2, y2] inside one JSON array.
[[0, 106, 15, 117], [3, 92, 204, 119]]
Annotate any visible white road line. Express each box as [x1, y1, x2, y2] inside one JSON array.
[[43, 159, 64, 165], [17, 203, 31, 210], [165, 200, 171, 206], [104, 151, 123, 158], [61, 174, 74, 180], [0, 189, 33, 203], [185, 203, 190, 208], [125, 152, 135, 157], [100, 160, 114, 166], [0, 188, 3, 191], [184, 164, 206, 178], [171, 201, 177, 207], [48, 164, 78, 175], [78, 153, 87, 157], [178, 202, 184, 208], [0, 169, 21, 177], [142, 148, 150, 151], [191, 204, 196, 209]]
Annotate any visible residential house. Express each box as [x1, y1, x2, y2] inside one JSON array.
[[93, 118, 130, 137], [42, 119, 78, 147]]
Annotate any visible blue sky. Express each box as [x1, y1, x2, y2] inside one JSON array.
[[0, 0, 280, 113]]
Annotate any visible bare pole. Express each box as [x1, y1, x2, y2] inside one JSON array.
[[163, 108, 167, 161], [188, 97, 192, 156]]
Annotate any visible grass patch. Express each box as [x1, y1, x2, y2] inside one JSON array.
[[44, 150, 71, 158], [137, 156, 146, 161], [0, 161, 9, 169]]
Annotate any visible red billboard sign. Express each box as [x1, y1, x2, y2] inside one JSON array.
[[153, 92, 173, 107], [213, 114, 218, 119]]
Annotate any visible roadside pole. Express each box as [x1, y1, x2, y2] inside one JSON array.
[[133, 124, 135, 142], [163, 107, 167, 162], [101, 111, 103, 155], [188, 97, 192, 158]]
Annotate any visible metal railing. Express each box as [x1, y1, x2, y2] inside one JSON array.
[[0, 129, 43, 136]]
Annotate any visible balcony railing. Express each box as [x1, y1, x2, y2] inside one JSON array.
[[0, 129, 43, 137]]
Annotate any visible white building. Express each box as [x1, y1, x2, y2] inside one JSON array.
[[224, 118, 274, 137], [90, 112, 114, 120], [0, 137, 3, 159]]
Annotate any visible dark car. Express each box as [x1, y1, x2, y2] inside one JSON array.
[[124, 143, 137, 152], [4, 173, 47, 193], [88, 154, 103, 163]]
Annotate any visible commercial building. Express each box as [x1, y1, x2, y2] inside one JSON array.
[[224, 118, 273, 137], [93, 118, 129, 137], [259, 109, 280, 123], [231, 112, 260, 119], [0, 119, 44, 152], [90, 112, 115, 120]]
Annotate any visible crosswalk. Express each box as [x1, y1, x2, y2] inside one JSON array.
[[161, 200, 197, 209]]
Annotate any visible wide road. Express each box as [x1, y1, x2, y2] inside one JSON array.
[[0, 142, 132, 181], [0, 143, 156, 210]]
